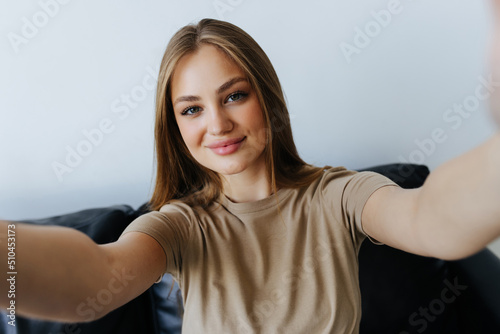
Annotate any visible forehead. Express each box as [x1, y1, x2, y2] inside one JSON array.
[[170, 44, 246, 98]]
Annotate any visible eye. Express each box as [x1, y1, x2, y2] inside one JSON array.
[[226, 91, 247, 103], [180, 106, 201, 116]]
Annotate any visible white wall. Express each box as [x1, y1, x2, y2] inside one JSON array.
[[1, 0, 499, 256]]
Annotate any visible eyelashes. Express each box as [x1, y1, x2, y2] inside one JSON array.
[[226, 91, 247, 102], [179, 91, 248, 116], [181, 106, 201, 116]]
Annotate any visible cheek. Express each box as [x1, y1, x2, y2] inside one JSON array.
[[246, 105, 268, 147], [177, 122, 203, 150]]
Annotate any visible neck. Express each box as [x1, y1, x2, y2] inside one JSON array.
[[221, 162, 274, 203]]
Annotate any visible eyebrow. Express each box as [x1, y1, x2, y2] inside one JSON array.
[[173, 77, 248, 106]]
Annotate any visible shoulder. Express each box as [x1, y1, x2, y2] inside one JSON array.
[[157, 199, 222, 224], [320, 166, 394, 188], [316, 166, 397, 207], [124, 200, 204, 233], [320, 166, 356, 181], [122, 200, 210, 249], [158, 199, 197, 216]]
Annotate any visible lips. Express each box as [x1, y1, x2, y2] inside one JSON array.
[[207, 137, 246, 155], [206, 137, 245, 149]]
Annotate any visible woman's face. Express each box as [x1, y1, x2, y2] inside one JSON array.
[[170, 44, 268, 177]]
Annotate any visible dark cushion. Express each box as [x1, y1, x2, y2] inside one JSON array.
[[447, 249, 500, 333]]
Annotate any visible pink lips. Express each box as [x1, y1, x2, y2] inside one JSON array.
[[207, 137, 245, 155]]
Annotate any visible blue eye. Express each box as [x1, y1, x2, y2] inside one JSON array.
[[227, 91, 247, 102], [181, 106, 201, 116]]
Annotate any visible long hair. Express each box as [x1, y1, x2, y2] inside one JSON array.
[[149, 18, 330, 210]]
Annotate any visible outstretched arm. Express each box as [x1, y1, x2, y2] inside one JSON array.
[[0, 221, 165, 322], [361, 1, 500, 260], [362, 133, 500, 260]]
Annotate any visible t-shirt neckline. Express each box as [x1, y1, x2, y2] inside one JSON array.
[[218, 187, 292, 214]]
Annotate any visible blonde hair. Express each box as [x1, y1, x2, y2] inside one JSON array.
[[149, 18, 330, 211]]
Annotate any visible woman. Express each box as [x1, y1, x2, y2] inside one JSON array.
[[1, 17, 500, 333]]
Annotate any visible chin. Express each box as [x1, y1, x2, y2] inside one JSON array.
[[212, 161, 248, 176]]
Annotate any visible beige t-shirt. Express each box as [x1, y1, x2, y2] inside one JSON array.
[[121, 167, 397, 333]]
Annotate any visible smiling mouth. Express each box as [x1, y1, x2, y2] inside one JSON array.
[[208, 137, 246, 155], [222, 138, 244, 147], [207, 137, 246, 149]]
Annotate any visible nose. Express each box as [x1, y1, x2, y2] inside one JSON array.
[[206, 105, 233, 136]]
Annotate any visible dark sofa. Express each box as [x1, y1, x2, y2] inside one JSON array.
[[2, 164, 499, 334]]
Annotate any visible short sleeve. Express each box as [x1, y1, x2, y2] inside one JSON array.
[[321, 168, 398, 248], [120, 202, 195, 278]]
